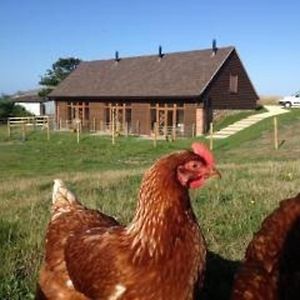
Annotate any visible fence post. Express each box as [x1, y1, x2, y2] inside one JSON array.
[[136, 120, 140, 135], [124, 122, 129, 137], [7, 119, 11, 137], [191, 123, 196, 137], [47, 117, 50, 141], [172, 125, 176, 141], [153, 122, 158, 147], [76, 119, 80, 144], [274, 117, 278, 150], [33, 117, 37, 131], [112, 108, 115, 145], [164, 123, 167, 139], [22, 121, 26, 141], [209, 122, 214, 150], [93, 117, 96, 132]]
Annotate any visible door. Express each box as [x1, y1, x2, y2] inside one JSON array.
[[156, 105, 178, 136], [150, 103, 185, 136], [106, 103, 132, 133], [204, 98, 213, 133], [67, 102, 89, 128]]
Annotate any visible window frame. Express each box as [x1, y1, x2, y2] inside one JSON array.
[[229, 74, 239, 94]]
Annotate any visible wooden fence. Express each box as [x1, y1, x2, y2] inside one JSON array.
[[56, 118, 196, 137], [4, 116, 281, 149], [7, 116, 51, 140]]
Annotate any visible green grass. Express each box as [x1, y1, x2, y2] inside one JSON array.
[[0, 127, 206, 178], [1, 109, 300, 299]]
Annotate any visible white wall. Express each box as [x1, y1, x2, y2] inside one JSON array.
[[44, 101, 55, 115], [16, 101, 55, 116], [17, 102, 41, 115]]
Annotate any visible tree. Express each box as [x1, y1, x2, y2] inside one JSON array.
[[0, 96, 32, 119], [39, 57, 81, 97]]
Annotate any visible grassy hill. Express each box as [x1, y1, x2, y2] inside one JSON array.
[[1, 109, 300, 299]]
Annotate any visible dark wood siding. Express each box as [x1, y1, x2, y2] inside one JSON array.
[[131, 103, 151, 135], [89, 102, 105, 130], [56, 101, 68, 123], [205, 50, 258, 109], [195, 107, 204, 135], [184, 104, 197, 136]]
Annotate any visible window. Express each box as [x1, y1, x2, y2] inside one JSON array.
[[229, 74, 238, 94], [150, 103, 184, 129], [104, 102, 132, 127], [67, 101, 89, 122]]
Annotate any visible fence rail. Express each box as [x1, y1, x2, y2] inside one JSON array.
[[2, 115, 283, 149], [7, 116, 51, 140], [56, 118, 196, 138]]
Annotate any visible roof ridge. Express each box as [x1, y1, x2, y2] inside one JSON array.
[[83, 46, 235, 63], [49, 46, 239, 99]]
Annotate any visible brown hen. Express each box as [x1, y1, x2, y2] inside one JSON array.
[[37, 143, 218, 300], [232, 193, 300, 300]]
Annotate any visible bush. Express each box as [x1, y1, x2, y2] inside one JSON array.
[[0, 97, 33, 118]]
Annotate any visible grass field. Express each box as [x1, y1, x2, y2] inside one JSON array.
[[1, 108, 300, 299]]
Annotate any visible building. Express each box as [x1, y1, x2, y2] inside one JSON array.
[[11, 89, 55, 116], [49, 44, 258, 136]]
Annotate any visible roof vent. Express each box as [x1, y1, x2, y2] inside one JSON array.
[[212, 39, 218, 56], [158, 45, 164, 59], [115, 51, 120, 62]]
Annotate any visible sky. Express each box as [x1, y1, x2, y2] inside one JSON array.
[[0, 0, 299, 96]]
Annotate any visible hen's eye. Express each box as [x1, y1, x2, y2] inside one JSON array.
[[188, 161, 202, 169]]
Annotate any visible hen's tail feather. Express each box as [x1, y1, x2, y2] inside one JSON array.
[[51, 179, 83, 218], [52, 179, 79, 204]]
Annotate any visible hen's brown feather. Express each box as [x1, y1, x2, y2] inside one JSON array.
[[36, 180, 118, 299], [232, 193, 300, 300]]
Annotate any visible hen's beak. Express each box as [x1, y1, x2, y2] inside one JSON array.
[[210, 167, 222, 179]]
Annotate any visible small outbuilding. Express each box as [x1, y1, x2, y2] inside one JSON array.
[[49, 43, 258, 136], [11, 89, 55, 116]]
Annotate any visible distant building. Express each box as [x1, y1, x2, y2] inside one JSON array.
[[49, 43, 258, 136], [11, 89, 55, 116]]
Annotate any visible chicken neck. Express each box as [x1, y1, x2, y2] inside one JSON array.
[[127, 161, 198, 260]]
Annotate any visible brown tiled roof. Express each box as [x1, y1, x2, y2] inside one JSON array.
[[11, 89, 45, 103], [49, 47, 235, 99]]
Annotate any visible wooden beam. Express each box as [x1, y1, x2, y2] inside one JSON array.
[[7, 120, 11, 137], [123, 103, 126, 131], [172, 104, 177, 141], [112, 108, 116, 145], [22, 121, 26, 141], [76, 120, 80, 144], [153, 122, 158, 147]]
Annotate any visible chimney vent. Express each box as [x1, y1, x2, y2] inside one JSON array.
[[212, 39, 217, 56], [158, 45, 163, 58], [115, 51, 120, 62]]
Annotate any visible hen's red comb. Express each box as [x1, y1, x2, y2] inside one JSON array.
[[192, 143, 214, 166]]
